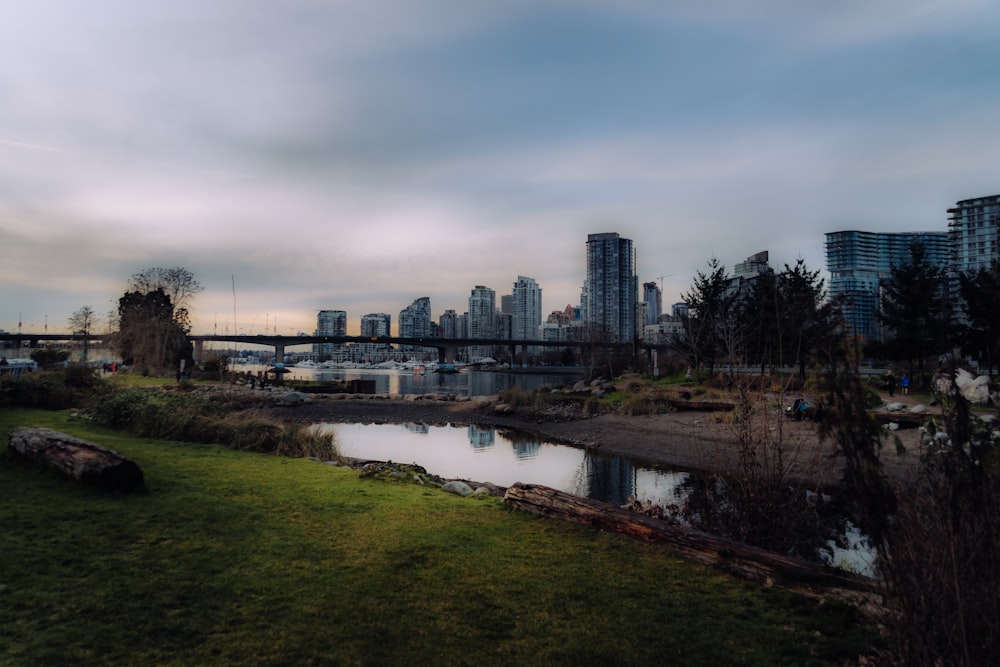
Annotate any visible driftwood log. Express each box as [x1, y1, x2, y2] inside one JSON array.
[[504, 483, 879, 603], [8, 427, 145, 492]]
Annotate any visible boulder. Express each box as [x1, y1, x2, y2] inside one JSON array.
[[442, 480, 474, 497]]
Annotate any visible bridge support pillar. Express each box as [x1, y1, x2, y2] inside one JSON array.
[[193, 340, 205, 363], [437, 345, 457, 365], [274, 344, 285, 367]]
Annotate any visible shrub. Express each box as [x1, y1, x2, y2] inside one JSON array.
[[1, 370, 88, 410], [498, 386, 533, 408], [84, 386, 339, 460]]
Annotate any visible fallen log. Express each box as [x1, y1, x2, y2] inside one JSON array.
[[504, 483, 878, 600], [8, 427, 145, 492]]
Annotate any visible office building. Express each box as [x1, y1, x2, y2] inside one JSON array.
[[825, 230, 949, 342], [585, 232, 638, 343]]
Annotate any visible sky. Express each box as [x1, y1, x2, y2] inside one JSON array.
[[3, 0, 999, 337]]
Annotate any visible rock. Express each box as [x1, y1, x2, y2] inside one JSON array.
[[278, 392, 307, 406], [573, 381, 587, 391], [884, 402, 905, 412], [473, 486, 492, 496], [494, 403, 513, 415], [442, 480, 474, 497], [909, 404, 929, 413], [953, 369, 992, 404]]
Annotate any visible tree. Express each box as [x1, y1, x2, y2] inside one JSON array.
[[958, 259, 1000, 376], [128, 267, 203, 311], [739, 270, 780, 373], [776, 259, 834, 378], [113, 268, 199, 374], [680, 259, 735, 377], [68, 305, 97, 362], [878, 242, 952, 385]]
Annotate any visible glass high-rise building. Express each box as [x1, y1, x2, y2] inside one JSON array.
[[948, 194, 1000, 305], [585, 232, 638, 343], [313, 309, 346, 358], [467, 285, 496, 361], [642, 281, 661, 326], [399, 297, 432, 358], [511, 276, 542, 340], [825, 230, 948, 342]]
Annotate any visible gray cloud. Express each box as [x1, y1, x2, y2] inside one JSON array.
[[2, 0, 998, 335]]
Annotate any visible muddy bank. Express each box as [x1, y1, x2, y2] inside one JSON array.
[[264, 393, 926, 487]]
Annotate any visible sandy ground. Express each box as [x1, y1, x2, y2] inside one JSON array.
[[270, 389, 936, 487]]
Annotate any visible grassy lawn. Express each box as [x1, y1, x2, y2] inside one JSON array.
[[1, 408, 877, 666]]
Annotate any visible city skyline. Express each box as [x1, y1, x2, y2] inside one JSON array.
[[3, 2, 999, 336]]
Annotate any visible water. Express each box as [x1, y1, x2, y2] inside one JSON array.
[[314, 421, 687, 508], [312, 421, 876, 575], [245, 365, 581, 396]]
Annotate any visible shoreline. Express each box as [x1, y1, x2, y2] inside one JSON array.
[[264, 391, 928, 487]]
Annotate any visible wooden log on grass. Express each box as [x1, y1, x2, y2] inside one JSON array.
[[503, 482, 877, 597], [8, 427, 144, 492]]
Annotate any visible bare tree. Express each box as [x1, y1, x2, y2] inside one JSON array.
[[127, 267, 203, 312], [68, 305, 96, 361]]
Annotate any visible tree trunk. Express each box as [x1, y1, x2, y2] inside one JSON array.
[[503, 483, 879, 602], [8, 427, 145, 492]]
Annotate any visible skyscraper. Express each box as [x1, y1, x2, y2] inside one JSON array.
[[398, 297, 432, 357], [313, 309, 346, 358], [359, 313, 392, 362], [467, 285, 496, 361], [825, 230, 949, 342], [948, 194, 1000, 305], [642, 281, 661, 327], [438, 309, 458, 339], [511, 276, 542, 340], [585, 232, 638, 343]]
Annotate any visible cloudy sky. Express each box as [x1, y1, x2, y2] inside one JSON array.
[[3, 0, 999, 337]]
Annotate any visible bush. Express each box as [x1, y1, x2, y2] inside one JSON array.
[[84, 386, 339, 459], [498, 386, 533, 408], [0, 369, 100, 410]]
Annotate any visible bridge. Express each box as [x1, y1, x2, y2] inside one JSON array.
[[0, 332, 658, 367]]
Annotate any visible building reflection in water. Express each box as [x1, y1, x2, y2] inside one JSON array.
[[467, 425, 495, 450], [402, 422, 429, 435]]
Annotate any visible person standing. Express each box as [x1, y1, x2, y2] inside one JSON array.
[[886, 371, 896, 397], [901, 373, 910, 396]]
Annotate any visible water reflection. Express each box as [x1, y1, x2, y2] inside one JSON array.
[[316, 421, 686, 508], [467, 425, 495, 450], [315, 421, 870, 572]]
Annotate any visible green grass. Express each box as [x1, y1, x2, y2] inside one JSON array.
[[1, 408, 877, 666]]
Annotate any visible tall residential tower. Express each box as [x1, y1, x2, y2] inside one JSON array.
[[825, 230, 948, 342], [585, 232, 638, 343]]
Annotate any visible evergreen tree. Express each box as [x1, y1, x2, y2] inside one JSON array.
[[878, 242, 952, 385], [680, 259, 735, 376], [958, 259, 1000, 376], [739, 270, 780, 373], [777, 259, 832, 378]]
